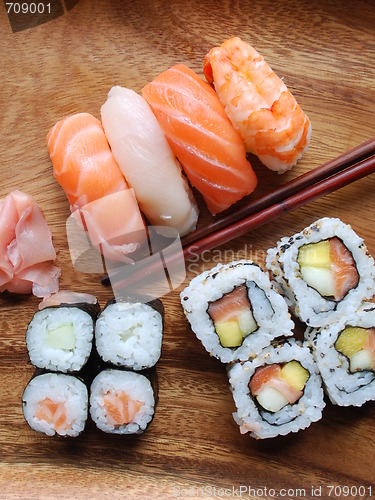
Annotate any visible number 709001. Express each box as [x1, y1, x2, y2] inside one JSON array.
[[6, 3, 51, 14]]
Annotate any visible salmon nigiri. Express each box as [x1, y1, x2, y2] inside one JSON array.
[[46, 113, 145, 263], [101, 86, 199, 236], [142, 64, 257, 215], [204, 37, 311, 173], [47, 113, 128, 209]]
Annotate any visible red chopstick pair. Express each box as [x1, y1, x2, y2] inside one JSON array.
[[102, 138, 375, 288]]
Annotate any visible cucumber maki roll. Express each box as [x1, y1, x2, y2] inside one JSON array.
[[228, 339, 325, 439], [22, 372, 88, 437], [95, 298, 164, 370], [307, 304, 375, 406], [180, 260, 294, 363], [26, 299, 99, 373], [89, 369, 156, 434], [266, 218, 375, 327]]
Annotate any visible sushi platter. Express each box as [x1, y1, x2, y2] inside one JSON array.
[[1, 0, 375, 498]]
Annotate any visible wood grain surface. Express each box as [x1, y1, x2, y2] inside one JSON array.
[[1, 0, 375, 498]]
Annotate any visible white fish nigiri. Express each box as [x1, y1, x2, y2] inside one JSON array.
[[101, 87, 199, 236]]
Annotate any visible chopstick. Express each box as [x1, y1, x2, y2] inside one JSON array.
[[102, 141, 375, 289], [183, 153, 375, 259], [182, 137, 375, 247]]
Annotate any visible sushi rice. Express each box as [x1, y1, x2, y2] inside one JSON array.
[[22, 372, 88, 437], [228, 339, 325, 439]]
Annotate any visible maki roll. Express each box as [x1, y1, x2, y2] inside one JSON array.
[[180, 260, 294, 363], [307, 304, 375, 406], [26, 299, 99, 373], [89, 369, 156, 434], [266, 218, 375, 327], [95, 298, 164, 370], [22, 372, 88, 437], [228, 339, 325, 439]]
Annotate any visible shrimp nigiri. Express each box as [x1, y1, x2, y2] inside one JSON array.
[[47, 113, 145, 263], [142, 64, 257, 215], [204, 37, 312, 173], [101, 86, 199, 236]]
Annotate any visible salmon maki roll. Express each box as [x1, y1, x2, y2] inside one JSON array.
[[204, 37, 311, 173], [90, 369, 156, 434], [22, 372, 88, 437], [142, 65, 257, 215], [47, 113, 146, 263], [266, 218, 375, 327]]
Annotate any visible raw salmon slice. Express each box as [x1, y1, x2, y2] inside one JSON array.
[[103, 391, 143, 426], [47, 113, 128, 209], [142, 64, 257, 215], [36, 397, 70, 432], [249, 364, 281, 395], [330, 237, 359, 301], [207, 285, 250, 323]]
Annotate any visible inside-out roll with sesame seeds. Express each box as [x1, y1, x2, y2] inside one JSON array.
[[228, 339, 325, 439], [266, 218, 375, 328], [307, 303, 375, 407], [180, 260, 294, 363]]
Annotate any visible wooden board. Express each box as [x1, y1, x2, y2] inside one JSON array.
[[1, 0, 375, 498]]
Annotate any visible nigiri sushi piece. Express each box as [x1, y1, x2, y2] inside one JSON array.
[[142, 64, 257, 215], [0, 190, 60, 297], [47, 113, 127, 209], [46, 113, 146, 263], [203, 37, 312, 173], [101, 87, 199, 236]]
